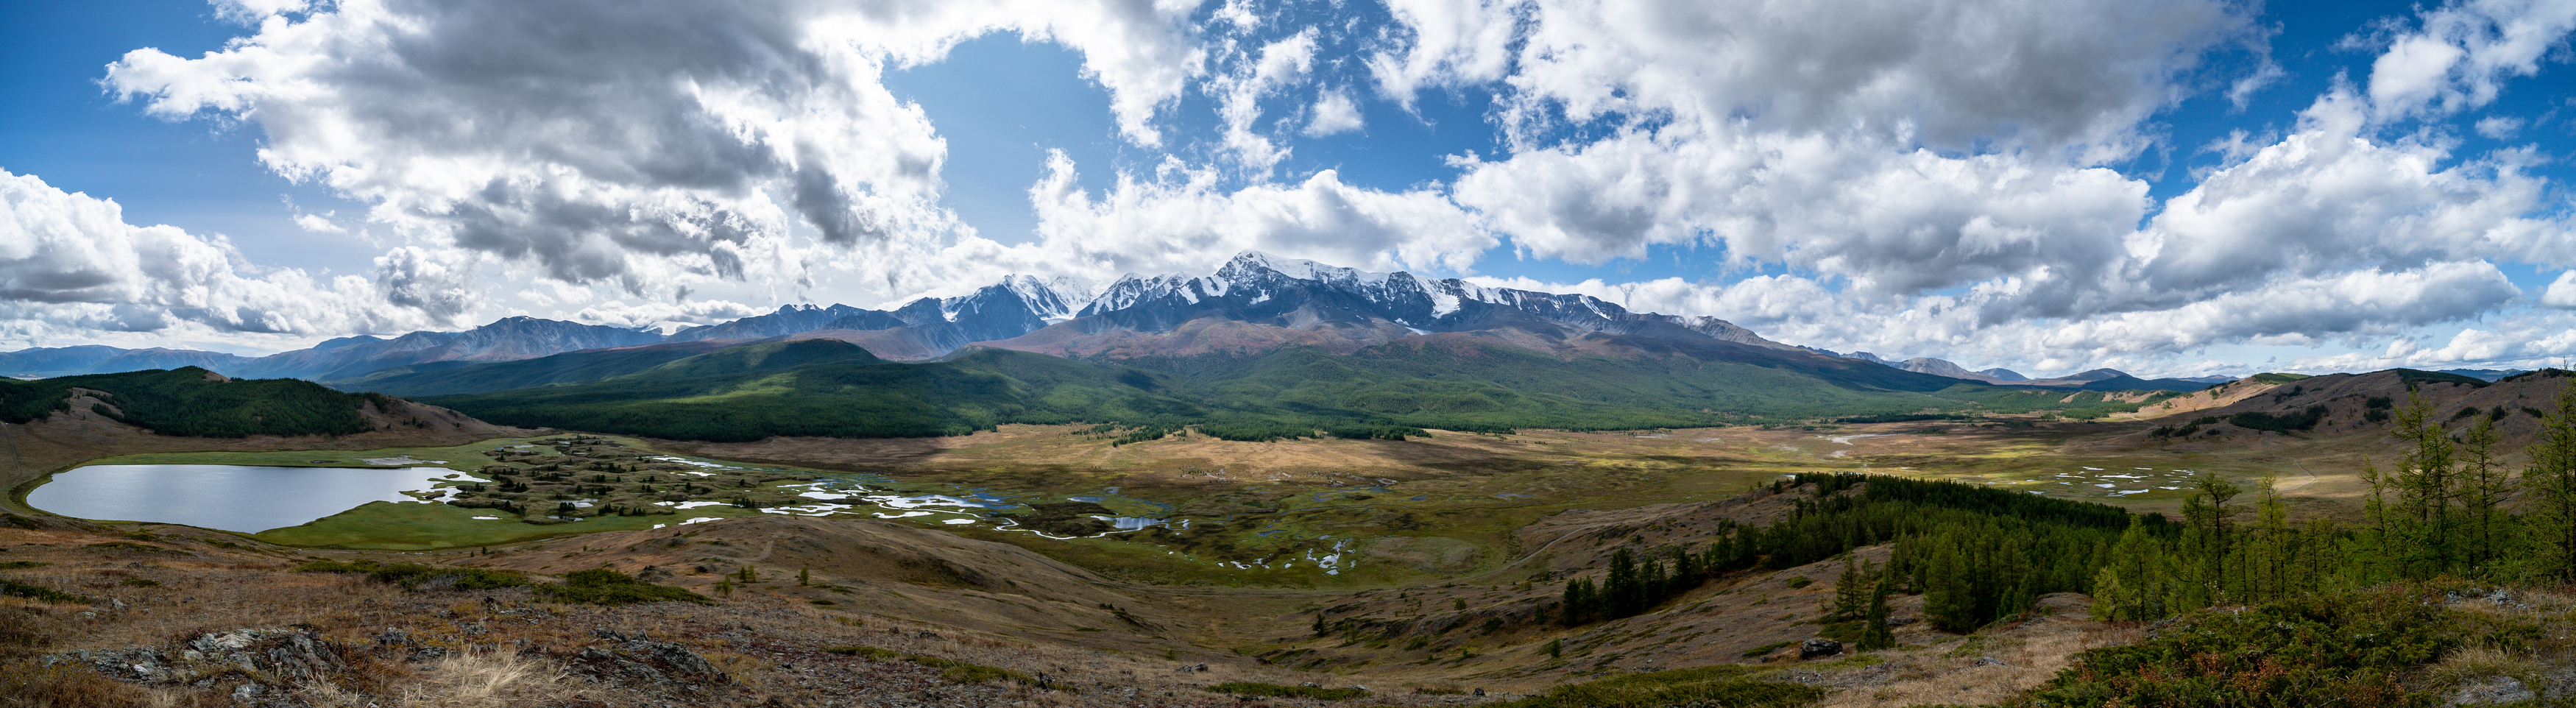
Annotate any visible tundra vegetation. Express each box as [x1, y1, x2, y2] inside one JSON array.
[[10, 365, 2576, 705]]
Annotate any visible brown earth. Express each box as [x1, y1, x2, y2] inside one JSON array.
[[0, 481, 2121, 707]]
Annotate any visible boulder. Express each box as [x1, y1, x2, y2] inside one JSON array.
[[567, 630, 728, 689], [42, 627, 347, 696], [2450, 676, 2536, 706], [1799, 638, 1843, 659]]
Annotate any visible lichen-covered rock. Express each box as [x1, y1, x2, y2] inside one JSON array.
[[566, 629, 729, 689], [2451, 676, 2536, 706], [42, 627, 348, 703]]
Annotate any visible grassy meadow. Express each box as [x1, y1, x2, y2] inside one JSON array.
[[27, 414, 2393, 582]]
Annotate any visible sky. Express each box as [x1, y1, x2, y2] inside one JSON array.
[[2, 0, 2574, 379]]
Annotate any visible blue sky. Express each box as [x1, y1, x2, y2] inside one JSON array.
[[2, 0, 2573, 378]]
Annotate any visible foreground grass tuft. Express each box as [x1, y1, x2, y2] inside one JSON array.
[[824, 645, 1030, 684], [1487, 666, 1825, 708], [533, 567, 712, 605]]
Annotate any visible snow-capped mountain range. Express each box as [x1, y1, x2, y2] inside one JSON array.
[[3, 251, 1970, 386]]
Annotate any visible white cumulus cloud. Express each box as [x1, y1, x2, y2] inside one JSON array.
[[0, 169, 431, 345], [1027, 151, 1496, 278], [102, 0, 1211, 304]]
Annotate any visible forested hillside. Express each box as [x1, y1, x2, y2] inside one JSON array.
[[0, 367, 386, 437], [415, 335, 2101, 442]]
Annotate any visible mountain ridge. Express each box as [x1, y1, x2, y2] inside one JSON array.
[[7, 251, 2211, 392]]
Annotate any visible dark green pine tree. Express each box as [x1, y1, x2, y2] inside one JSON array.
[[1858, 575, 1896, 651], [1604, 548, 1640, 616], [1560, 578, 1596, 626], [2533, 376, 2576, 581], [1830, 555, 1872, 622], [1921, 539, 1978, 632], [2458, 414, 2512, 577]]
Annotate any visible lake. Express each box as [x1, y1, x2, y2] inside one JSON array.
[[28, 464, 469, 534]]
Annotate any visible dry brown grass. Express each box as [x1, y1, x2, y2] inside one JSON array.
[[0, 665, 146, 707], [2424, 644, 2543, 690], [387, 651, 568, 708]]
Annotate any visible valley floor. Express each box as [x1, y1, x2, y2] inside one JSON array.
[[1, 408, 2536, 706]]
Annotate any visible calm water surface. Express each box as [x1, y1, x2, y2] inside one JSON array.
[[29, 464, 462, 533]]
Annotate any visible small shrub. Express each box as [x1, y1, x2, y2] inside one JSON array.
[[1206, 682, 1370, 701], [824, 645, 903, 660], [2012, 582, 2512, 708], [118, 578, 158, 587], [296, 560, 528, 591], [82, 542, 188, 555], [534, 567, 712, 605], [0, 561, 49, 570], [824, 645, 1029, 684], [0, 579, 92, 605], [1786, 576, 1814, 589]]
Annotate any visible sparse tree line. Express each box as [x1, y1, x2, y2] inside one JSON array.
[[1544, 472, 2140, 635], [1540, 376, 2576, 634], [2095, 378, 2576, 619]]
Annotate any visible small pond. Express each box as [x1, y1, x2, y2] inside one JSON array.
[[28, 464, 467, 534]]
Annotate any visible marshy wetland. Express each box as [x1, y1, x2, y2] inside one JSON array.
[[15, 417, 2382, 587]]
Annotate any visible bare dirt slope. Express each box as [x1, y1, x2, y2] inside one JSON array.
[[0, 520, 1474, 708], [452, 515, 1194, 651], [1, 486, 2118, 707]]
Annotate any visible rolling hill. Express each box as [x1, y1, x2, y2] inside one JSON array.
[[408, 329, 2161, 443], [0, 366, 506, 440]]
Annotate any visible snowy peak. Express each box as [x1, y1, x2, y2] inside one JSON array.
[[993, 274, 1093, 321], [1216, 250, 1395, 286], [2, 253, 1807, 382]]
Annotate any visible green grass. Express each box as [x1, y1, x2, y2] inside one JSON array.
[[253, 500, 704, 550], [1486, 666, 1825, 708], [823, 645, 1030, 684]]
